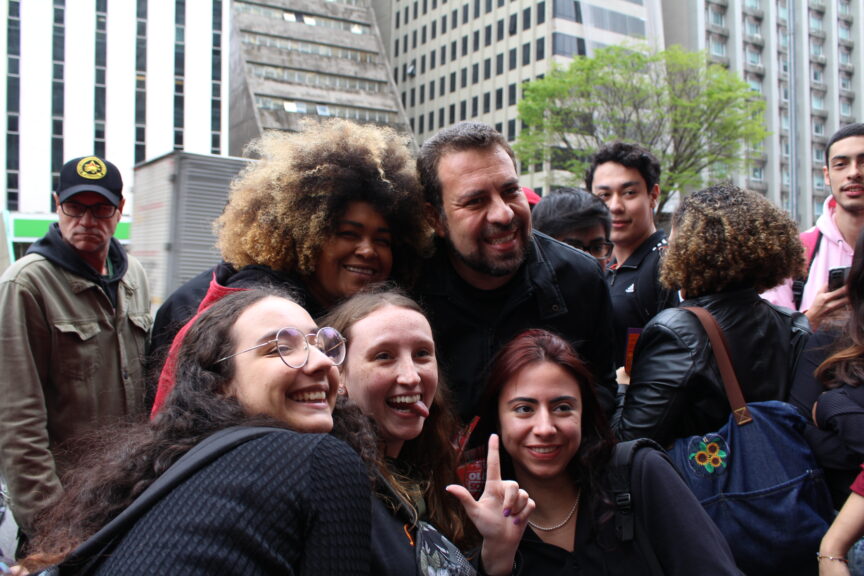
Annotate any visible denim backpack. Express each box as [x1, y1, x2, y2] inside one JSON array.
[[667, 307, 834, 576]]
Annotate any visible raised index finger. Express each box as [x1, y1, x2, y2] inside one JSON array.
[[486, 433, 502, 482]]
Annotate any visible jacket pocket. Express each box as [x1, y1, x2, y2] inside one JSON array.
[[53, 320, 103, 383]]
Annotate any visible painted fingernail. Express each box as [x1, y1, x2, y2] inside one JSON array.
[[503, 508, 511, 517], [513, 517, 521, 525]]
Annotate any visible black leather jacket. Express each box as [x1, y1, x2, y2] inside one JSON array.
[[612, 288, 811, 446], [415, 232, 617, 424]]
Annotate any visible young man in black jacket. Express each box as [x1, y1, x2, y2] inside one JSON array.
[[586, 142, 679, 371], [414, 122, 617, 428]]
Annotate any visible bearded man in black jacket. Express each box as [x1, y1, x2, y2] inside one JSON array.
[[414, 123, 617, 433]]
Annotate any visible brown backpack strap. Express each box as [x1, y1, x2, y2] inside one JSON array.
[[681, 307, 753, 426]]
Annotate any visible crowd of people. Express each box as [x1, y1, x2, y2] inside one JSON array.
[[0, 118, 863, 575]]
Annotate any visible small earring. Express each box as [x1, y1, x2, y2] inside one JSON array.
[[337, 385, 347, 395]]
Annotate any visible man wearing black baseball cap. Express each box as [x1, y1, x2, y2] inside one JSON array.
[[0, 156, 151, 556]]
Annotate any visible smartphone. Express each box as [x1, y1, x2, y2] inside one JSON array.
[[828, 266, 851, 291]]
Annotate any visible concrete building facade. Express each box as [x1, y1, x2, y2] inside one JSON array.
[[0, 0, 406, 257], [376, 0, 666, 196], [663, 0, 863, 225]]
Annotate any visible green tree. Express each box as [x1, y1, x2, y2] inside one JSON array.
[[515, 45, 768, 213]]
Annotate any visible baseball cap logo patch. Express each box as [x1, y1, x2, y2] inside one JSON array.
[[77, 157, 108, 180]]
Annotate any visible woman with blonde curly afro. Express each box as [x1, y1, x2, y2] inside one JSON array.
[[149, 119, 432, 415], [611, 183, 812, 445]]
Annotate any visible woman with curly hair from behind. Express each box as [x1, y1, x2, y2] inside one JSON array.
[[612, 183, 811, 445], [149, 119, 432, 414]]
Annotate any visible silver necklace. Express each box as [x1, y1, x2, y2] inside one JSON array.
[[527, 491, 581, 532]]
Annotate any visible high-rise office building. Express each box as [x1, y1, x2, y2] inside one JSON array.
[[375, 0, 666, 195], [0, 0, 406, 256], [663, 0, 862, 226]]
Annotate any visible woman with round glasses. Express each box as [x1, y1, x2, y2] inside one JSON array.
[[14, 289, 370, 575], [323, 287, 533, 576], [149, 118, 432, 400]]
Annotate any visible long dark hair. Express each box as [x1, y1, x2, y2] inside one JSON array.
[[816, 228, 864, 388], [22, 290, 316, 569], [322, 285, 477, 548], [480, 329, 616, 513]]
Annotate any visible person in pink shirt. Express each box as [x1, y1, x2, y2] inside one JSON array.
[[763, 123, 864, 330]]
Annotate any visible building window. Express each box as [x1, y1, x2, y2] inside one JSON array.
[[523, 7, 531, 30], [553, 0, 582, 23], [810, 40, 823, 57], [537, 1, 545, 25], [507, 118, 516, 141], [173, 0, 186, 151], [536, 37, 545, 60], [814, 171, 825, 191], [496, 87, 503, 110], [746, 49, 761, 66], [484, 58, 491, 79], [751, 166, 764, 182], [508, 82, 517, 106], [812, 93, 824, 110], [840, 100, 852, 117], [710, 37, 726, 57], [709, 8, 725, 27], [95, 1, 107, 155], [808, 11, 823, 32], [211, 0, 222, 154], [52, 2, 66, 180], [812, 67, 824, 83], [814, 120, 825, 136], [552, 32, 586, 57], [838, 24, 851, 40], [747, 77, 762, 93], [522, 43, 530, 65], [6, 0, 21, 210], [745, 19, 760, 37], [814, 148, 825, 163]]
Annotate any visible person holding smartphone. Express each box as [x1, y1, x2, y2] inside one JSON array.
[[762, 123, 864, 331]]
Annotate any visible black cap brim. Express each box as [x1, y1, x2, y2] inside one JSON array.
[[57, 184, 122, 207]]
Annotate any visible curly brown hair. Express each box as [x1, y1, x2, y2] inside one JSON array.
[[216, 118, 432, 286], [660, 183, 804, 298]]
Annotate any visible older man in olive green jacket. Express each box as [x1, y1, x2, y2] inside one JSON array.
[[0, 157, 150, 555]]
